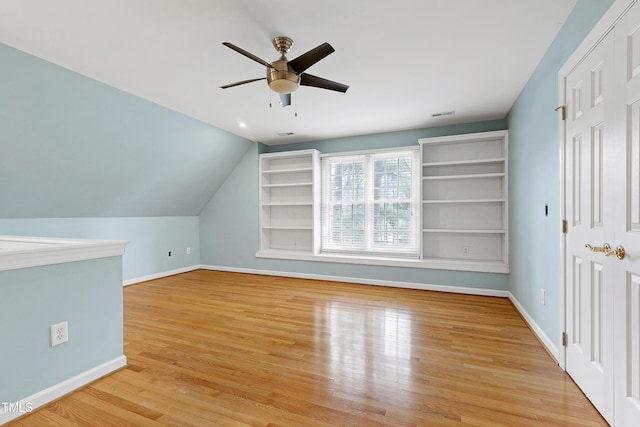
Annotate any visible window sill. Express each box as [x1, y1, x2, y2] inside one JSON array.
[[255, 249, 509, 274]]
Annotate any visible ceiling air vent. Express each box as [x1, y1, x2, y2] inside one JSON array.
[[431, 110, 456, 118], [277, 132, 296, 136]]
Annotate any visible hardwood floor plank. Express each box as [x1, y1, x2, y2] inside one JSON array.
[[5, 270, 608, 426], [82, 387, 164, 422]]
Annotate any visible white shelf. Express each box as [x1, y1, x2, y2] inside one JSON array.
[[262, 182, 312, 188], [422, 173, 505, 181], [263, 202, 313, 207], [422, 199, 505, 204], [262, 226, 313, 230], [262, 167, 313, 174], [422, 229, 506, 234], [422, 158, 504, 167]]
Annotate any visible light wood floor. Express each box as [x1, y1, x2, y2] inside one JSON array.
[[7, 270, 607, 426]]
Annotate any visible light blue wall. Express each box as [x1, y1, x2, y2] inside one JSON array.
[[200, 120, 510, 291], [507, 0, 614, 344], [0, 43, 253, 218], [267, 119, 506, 154], [0, 42, 254, 282], [0, 256, 123, 403], [0, 217, 199, 281]]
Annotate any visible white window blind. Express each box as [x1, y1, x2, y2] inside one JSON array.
[[321, 148, 420, 257]]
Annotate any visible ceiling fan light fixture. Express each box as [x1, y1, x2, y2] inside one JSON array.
[[267, 60, 300, 94], [268, 78, 298, 94]]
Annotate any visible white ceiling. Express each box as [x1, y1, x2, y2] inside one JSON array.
[[0, 0, 577, 145]]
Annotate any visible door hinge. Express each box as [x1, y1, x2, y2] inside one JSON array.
[[562, 219, 568, 234], [555, 105, 566, 121], [562, 332, 568, 347]]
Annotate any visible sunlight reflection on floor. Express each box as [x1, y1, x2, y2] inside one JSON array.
[[315, 301, 413, 396]]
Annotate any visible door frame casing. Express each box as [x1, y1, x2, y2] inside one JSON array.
[[558, 0, 637, 371]]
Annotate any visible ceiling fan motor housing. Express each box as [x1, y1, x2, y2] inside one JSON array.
[[267, 58, 299, 94]]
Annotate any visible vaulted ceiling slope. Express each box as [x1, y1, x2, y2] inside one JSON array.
[[0, 44, 253, 218], [0, 0, 577, 145]]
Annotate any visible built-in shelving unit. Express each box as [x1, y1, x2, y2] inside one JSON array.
[[256, 131, 508, 274], [419, 130, 508, 271], [258, 149, 320, 256]]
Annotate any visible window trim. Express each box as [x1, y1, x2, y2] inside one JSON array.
[[320, 146, 421, 258]]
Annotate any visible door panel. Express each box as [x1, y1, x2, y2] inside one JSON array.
[[564, 2, 640, 425], [592, 261, 604, 368], [593, 124, 604, 228], [565, 29, 615, 424], [614, 5, 640, 423], [615, 271, 640, 424]]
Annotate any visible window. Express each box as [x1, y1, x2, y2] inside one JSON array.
[[321, 148, 420, 258]]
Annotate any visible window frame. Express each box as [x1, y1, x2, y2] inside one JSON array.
[[320, 146, 421, 259]]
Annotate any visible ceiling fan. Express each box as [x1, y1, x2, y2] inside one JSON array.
[[220, 36, 349, 107]]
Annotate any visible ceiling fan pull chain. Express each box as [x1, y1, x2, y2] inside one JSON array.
[[295, 91, 298, 117]]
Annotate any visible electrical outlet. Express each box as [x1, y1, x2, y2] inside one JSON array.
[[540, 289, 546, 306], [186, 247, 191, 255], [50, 321, 69, 347], [462, 246, 470, 256]]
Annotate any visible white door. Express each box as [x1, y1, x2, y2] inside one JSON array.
[[564, 29, 616, 425], [614, 2, 640, 424], [564, 1, 640, 425]]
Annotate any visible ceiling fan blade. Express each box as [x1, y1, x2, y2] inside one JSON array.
[[288, 42, 335, 74], [279, 93, 291, 107], [222, 42, 274, 69], [300, 73, 349, 93], [220, 77, 266, 89]]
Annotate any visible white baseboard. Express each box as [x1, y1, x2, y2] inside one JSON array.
[[0, 355, 126, 425], [123, 265, 200, 286], [199, 264, 510, 298], [508, 293, 560, 362]]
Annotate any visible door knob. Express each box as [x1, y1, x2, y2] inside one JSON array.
[[585, 243, 625, 260]]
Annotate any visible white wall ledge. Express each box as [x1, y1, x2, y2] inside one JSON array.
[[256, 249, 509, 274], [0, 235, 127, 272]]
